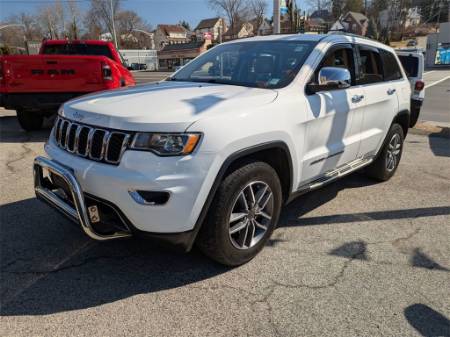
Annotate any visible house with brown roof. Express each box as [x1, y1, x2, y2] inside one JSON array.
[[157, 39, 212, 71], [154, 24, 189, 51], [331, 12, 369, 36], [223, 22, 254, 41], [194, 17, 227, 42], [249, 18, 272, 36]]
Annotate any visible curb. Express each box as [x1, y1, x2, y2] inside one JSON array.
[[411, 122, 450, 139]]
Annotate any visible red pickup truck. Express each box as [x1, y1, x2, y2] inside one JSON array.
[[0, 40, 135, 130]]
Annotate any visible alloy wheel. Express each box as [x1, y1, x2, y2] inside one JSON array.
[[228, 181, 274, 250], [386, 133, 401, 172]]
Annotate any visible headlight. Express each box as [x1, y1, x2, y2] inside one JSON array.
[[130, 133, 201, 156]]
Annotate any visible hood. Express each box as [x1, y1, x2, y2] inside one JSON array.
[[63, 81, 278, 132]]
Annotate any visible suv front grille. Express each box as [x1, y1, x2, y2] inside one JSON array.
[[53, 117, 131, 165]]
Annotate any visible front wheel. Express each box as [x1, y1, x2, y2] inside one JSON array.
[[16, 110, 44, 131], [365, 123, 404, 181], [196, 161, 282, 266]]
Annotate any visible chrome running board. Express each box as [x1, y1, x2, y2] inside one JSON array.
[[297, 156, 374, 194], [33, 156, 132, 241]]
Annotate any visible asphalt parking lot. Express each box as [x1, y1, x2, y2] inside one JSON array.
[[421, 70, 450, 125], [1, 72, 450, 337]]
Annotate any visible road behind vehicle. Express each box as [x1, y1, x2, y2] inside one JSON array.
[[395, 49, 425, 127], [34, 34, 419, 266], [0, 40, 135, 131]]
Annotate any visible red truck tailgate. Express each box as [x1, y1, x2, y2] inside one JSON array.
[[1, 55, 111, 93]]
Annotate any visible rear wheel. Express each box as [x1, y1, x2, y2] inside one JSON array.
[[365, 123, 404, 181], [196, 161, 282, 266], [16, 110, 44, 131]]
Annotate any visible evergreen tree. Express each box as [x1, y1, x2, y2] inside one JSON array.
[[332, 0, 345, 19], [344, 0, 364, 12], [366, 17, 378, 38]]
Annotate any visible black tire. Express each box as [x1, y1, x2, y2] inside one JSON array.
[[16, 110, 44, 131], [410, 104, 420, 127], [196, 161, 283, 266], [365, 123, 404, 181]]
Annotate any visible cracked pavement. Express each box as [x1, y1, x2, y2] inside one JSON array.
[[1, 109, 450, 337]]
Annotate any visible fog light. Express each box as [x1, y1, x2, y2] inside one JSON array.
[[129, 190, 170, 205]]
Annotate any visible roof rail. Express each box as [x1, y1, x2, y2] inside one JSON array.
[[326, 30, 383, 43]]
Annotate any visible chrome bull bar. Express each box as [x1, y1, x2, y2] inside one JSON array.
[[33, 156, 132, 241]]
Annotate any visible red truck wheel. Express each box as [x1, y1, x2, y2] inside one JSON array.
[[16, 110, 44, 131]]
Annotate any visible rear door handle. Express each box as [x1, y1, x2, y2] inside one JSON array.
[[352, 95, 364, 103], [387, 88, 396, 95]]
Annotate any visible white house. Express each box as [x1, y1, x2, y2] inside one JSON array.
[[194, 17, 227, 41]]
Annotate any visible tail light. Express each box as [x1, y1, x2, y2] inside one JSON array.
[[101, 61, 112, 81], [414, 80, 424, 91]]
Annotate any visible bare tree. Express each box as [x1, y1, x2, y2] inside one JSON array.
[[116, 10, 144, 33], [38, 1, 66, 39], [66, 0, 81, 39], [207, 0, 249, 31], [7, 13, 42, 40], [305, 0, 332, 12], [83, 8, 103, 39], [86, 0, 121, 41], [249, 0, 267, 32], [115, 9, 152, 48]]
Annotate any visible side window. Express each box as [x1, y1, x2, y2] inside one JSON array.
[[313, 46, 355, 85], [398, 55, 418, 77], [357, 48, 383, 85], [380, 50, 403, 81]]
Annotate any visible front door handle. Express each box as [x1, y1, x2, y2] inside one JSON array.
[[352, 94, 364, 103], [387, 88, 396, 95]]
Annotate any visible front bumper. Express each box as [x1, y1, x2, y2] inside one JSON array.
[[33, 156, 208, 250], [34, 156, 132, 240]]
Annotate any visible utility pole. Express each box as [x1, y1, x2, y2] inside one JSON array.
[[274, 0, 280, 34], [110, 0, 118, 49]]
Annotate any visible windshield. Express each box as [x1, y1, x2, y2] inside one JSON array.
[[170, 40, 316, 89]]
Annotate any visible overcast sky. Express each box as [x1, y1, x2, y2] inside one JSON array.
[[0, 0, 309, 28]]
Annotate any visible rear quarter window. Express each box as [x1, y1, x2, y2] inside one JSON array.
[[398, 55, 418, 77]]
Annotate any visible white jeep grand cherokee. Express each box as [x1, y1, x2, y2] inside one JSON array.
[[34, 34, 412, 266]]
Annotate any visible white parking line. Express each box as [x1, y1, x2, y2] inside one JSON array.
[[423, 71, 436, 75], [425, 76, 450, 89]]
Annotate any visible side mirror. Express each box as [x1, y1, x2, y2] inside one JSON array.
[[306, 67, 351, 94]]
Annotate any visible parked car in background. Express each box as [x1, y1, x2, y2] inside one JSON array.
[[34, 34, 415, 266], [407, 40, 417, 47], [0, 40, 135, 131], [396, 49, 425, 127], [129, 63, 148, 71]]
